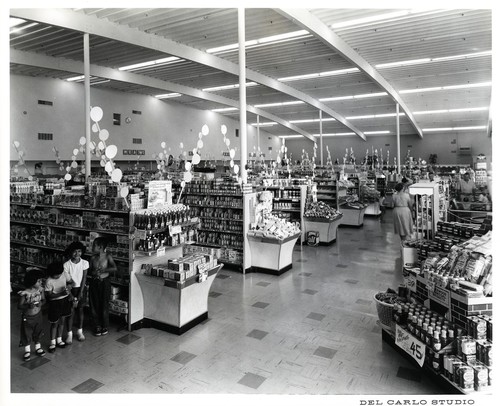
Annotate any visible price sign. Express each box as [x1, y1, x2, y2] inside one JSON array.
[[402, 268, 417, 293], [169, 225, 182, 236], [134, 229, 147, 240], [428, 285, 451, 308], [395, 324, 425, 367], [156, 246, 166, 257]]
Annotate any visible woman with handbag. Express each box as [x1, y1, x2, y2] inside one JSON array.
[[392, 182, 414, 241]]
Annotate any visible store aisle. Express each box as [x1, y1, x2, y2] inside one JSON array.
[[10, 214, 443, 394]]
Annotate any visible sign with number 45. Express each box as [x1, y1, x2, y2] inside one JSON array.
[[395, 324, 426, 367]]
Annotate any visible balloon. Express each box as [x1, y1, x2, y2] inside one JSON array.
[[64, 173, 72, 181], [66, 166, 71, 172], [199, 133, 203, 139], [161, 142, 166, 148], [179, 142, 184, 149], [105, 162, 113, 173], [233, 164, 239, 174], [56, 159, 61, 164], [281, 146, 285, 153], [185, 162, 192, 171], [221, 125, 227, 135], [13, 141, 20, 148], [105, 145, 118, 159], [79, 147, 84, 153], [81, 168, 86, 174], [184, 172, 193, 182], [197, 140, 204, 149], [72, 156, 76, 160], [99, 129, 109, 141], [230, 160, 234, 168], [192, 154, 201, 165], [285, 147, 288, 152], [192, 148, 197, 154], [98, 141, 106, 151], [100, 160, 106, 167], [90, 106, 103, 122], [120, 187, 129, 198], [73, 148, 79, 156], [79, 137, 87, 145], [180, 181, 186, 188], [157, 164, 162, 170], [111, 168, 123, 182], [18, 151, 24, 157], [28, 175, 33, 181], [201, 124, 209, 136], [92, 124, 99, 133], [71, 161, 78, 169], [225, 138, 230, 146], [229, 149, 235, 159], [183, 151, 187, 156], [159, 152, 164, 159]]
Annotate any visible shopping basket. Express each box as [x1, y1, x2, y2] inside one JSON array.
[[373, 292, 396, 330]]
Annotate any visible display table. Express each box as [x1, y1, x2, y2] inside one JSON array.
[[247, 233, 300, 275], [133, 264, 222, 335], [364, 201, 381, 216], [303, 215, 343, 245], [339, 205, 366, 226]]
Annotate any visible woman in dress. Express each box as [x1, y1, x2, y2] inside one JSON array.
[[393, 182, 413, 241]]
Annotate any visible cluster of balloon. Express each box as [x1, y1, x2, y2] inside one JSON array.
[[12, 141, 32, 179], [152, 142, 173, 178], [275, 139, 291, 179], [60, 137, 87, 182], [89, 106, 129, 208], [221, 124, 243, 187], [177, 124, 209, 203], [325, 145, 334, 175], [386, 150, 390, 167], [52, 146, 66, 173], [363, 148, 370, 170], [311, 143, 318, 179]]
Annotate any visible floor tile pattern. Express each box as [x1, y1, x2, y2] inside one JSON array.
[[71, 378, 104, 393]]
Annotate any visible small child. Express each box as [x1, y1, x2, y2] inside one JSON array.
[[18, 269, 46, 361], [88, 237, 117, 337], [45, 262, 75, 353], [63, 241, 89, 343], [379, 191, 387, 222]]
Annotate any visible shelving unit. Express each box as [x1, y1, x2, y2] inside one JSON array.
[[408, 182, 440, 240], [315, 180, 338, 210]]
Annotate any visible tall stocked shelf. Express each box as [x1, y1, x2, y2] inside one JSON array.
[[315, 179, 338, 210], [408, 182, 440, 240]]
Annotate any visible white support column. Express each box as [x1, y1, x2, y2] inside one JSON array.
[[396, 103, 401, 175], [238, 8, 247, 184], [257, 115, 260, 151], [84, 33, 91, 179], [319, 110, 323, 166]]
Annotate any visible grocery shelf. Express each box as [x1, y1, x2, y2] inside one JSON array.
[[10, 201, 128, 214], [10, 220, 129, 236]]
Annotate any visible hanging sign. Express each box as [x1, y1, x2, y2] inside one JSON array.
[[395, 324, 426, 367], [147, 180, 172, 208]]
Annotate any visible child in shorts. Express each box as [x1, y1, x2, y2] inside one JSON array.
[[18, 269, 46, 361], [45, 262, 75, 353], [63, 241, 89, 343]]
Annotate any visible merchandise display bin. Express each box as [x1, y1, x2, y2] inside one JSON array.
[[247, 233, 300, 275], [303, 215, 343, 245], [364, 201, 381, 216], [339, 205, 366, 226]]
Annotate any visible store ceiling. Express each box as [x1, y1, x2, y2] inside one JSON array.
[[9, 8, 492, 142]]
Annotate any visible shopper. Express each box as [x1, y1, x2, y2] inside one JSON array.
[[378, 191, 386, 223], [18, 269, 46, 361], [88, 237, 117, 337], [458, 172, 475, 199], [63, 241, 89, 343], [392, 182, 414, 241], [45, 262, 75, 353]]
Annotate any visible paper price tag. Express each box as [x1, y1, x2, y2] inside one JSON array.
[[156, 247, 166, 257], [395, 324, 425, 367], [169, 225, 182, 236], [134, 229, 147, 240]]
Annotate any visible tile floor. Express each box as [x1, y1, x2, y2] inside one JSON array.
[[10, 214, 446, 394]]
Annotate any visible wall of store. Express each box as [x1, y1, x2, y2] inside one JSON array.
[[10, 74, 281, 173], [284, 132, 492, 167]]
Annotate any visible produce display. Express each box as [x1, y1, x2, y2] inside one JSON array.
[[360, 184, 381, 203], [304, 201, 342, 220], [248, 215, 300, 240], [341, 200, 367, 209]]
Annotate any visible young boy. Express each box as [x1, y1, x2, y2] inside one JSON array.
[[45, 262, 75, 353], [88, 237, 117, 337], [18, 269, 46, 361], [63, 241, 89, 343]]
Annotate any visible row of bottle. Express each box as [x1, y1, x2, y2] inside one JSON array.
[[191, 207, 243, 221], [273, 202, 299, 210], [272, 189, 300, 199], [136, 228, 197, 252], [197, 231, 243, 250], [133, 205, 193, 230], [201, 218, 243, 233]]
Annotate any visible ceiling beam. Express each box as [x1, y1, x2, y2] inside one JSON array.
[[11, 48, 316, 142], [10, 8, 365, 141], [276, 8, 423, 139]]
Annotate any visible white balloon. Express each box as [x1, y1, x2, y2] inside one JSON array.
[[28, 175, 33, 181], [66, 166, 71, 172], [105, 145, 118, 159], [14, 168, 18, 173], [100, 160, 106, 167], [157, 164, 162, 170], [72, 156, 76, 160], [18, 151, 24, 157], [226, 139, 230, 146], [230, 160, 234, 168], [99, 129, 109, 141], [120, 187, 129, 198], [90, 106, 103, 122], [185, 162, 192, 171], [79, 147, 84, 153], [81, 168, 86, 174], [92, 124, 99, 133], [234, 164, 240, 174], [73, 148, 79, 156], [192, 154, 201, 165], [79, 137, 87, 146], [163, 150, 167, 155], [183, 151, 187, 156], [64, 173, 72, 181], [161, 142, 166, 148], [13, 141, 20, 148], [285, 147, 288, 152], [192, 148, 197, 154], [111, 168, 123, 182], [71, 161, 78, 169], [238, 178, 242, 185], [281, 146, 285, 153], [184, 172, 193, 182], [221, 125, 227, 135], [98, 141, 106, 151], [229, 149, 235, 159], [197, 140, 204, 149], [105, 162, 113, 173], [180, 181, 186, 188], [179, 142, 184, 149], [159, 152, 164, 159], [199, 133, 203, 139], [56, 159, 61, 164], [201, 124, 209, 136]]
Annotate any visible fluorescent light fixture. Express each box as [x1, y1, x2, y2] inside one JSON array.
[[66, 75, 85, 82], [119, 56, 181, 71], [400, 82, 491, 94], [10, 21, 38, 34], [289, 118, 336, 124], [432, 50, 492, 62], [320, 92, 388, 102], [279, 135, 304, 139], [413, 107, 489, 115], [155, 93, 181, 99], [422, 126, 487, 132], [364, 131, 391, 135], [376, 58, 431, 69], [211, 107, 238, 113], [90, 80, 110, 86], [203, 82, 257, 92], [278, 67, 359, 82], [377, 51, 491, 69], [251, 122, 277, 126], [331, 10, 412, 30], [254, 101, 305, 108], [207, 30, 309, 54], [316, 132, 356, 137], [346, 113, 404, 120]]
